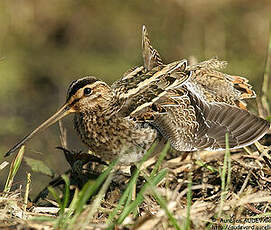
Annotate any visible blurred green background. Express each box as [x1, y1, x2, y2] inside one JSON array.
[[0, 0, 271, 196]]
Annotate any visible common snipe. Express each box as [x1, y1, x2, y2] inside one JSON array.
[[5, 26, 270, 165]]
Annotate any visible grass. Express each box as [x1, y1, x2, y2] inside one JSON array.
[[2, 132, 271, 230], [3, 145, 25, 193], [184, 171, 192, 230], [218, 133, 231, 218], [1, 120, 271, 228]]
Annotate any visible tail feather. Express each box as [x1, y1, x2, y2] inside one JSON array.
[[199, 101, 270, 150], [235, 117, 269, 146]]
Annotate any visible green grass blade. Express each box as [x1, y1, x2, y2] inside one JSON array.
[[76, 170, 115, 230], [225, 134, 231, 192], [116, 168, 167, 225], [150, 141, 170, 178], [4, 145, 25, 193], [195, 160, 218, 173], [69, 187, 79, 211], [109, 143, 169, 227], [61, 174, 70, 214], [184, 172, 192, 230], [143, 171, 181, 230], [72, 157, 119, 217], [23, 172, 31, 213], [218, 133, 231, 217], [106, 179, 134, 226], [106, 142, 158, 225], [48, 186, 61, 207]]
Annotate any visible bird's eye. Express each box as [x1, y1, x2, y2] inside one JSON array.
[[84, 87, 92, 96]]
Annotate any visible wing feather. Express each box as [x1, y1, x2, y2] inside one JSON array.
[[130, 87, 269, 151], [142, 25, 163, 70]]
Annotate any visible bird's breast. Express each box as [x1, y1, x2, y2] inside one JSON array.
[[73, 113, 157, 164]]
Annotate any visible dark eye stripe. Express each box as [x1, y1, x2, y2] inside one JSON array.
[[66, 76, 98, 101]]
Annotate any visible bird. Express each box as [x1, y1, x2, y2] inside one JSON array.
[[4, 26, 270, 165]]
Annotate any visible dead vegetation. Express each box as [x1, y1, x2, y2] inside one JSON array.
[[1, 133, 271, 230]]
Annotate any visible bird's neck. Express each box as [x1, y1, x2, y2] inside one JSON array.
[[73, 107, 128, 151], [81, 105, 115, 120]]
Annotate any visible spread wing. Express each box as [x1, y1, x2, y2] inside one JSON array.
[[129, 87, 270, 151]]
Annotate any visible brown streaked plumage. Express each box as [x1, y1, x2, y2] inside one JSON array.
[[186, 59, 256, 110], [141, 25, 256, 110], [4, 26, 270, 165]]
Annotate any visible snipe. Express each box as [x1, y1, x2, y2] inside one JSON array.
[[5, 26, 270, 165]]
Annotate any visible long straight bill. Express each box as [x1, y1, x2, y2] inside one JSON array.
[[5, 104, 72, 157]]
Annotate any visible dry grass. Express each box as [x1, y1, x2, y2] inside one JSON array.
[[1, 139, 271, 230]]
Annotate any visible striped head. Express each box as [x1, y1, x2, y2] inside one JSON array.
[[66, 76, 113, 112], [5, 76, 114, 156]]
